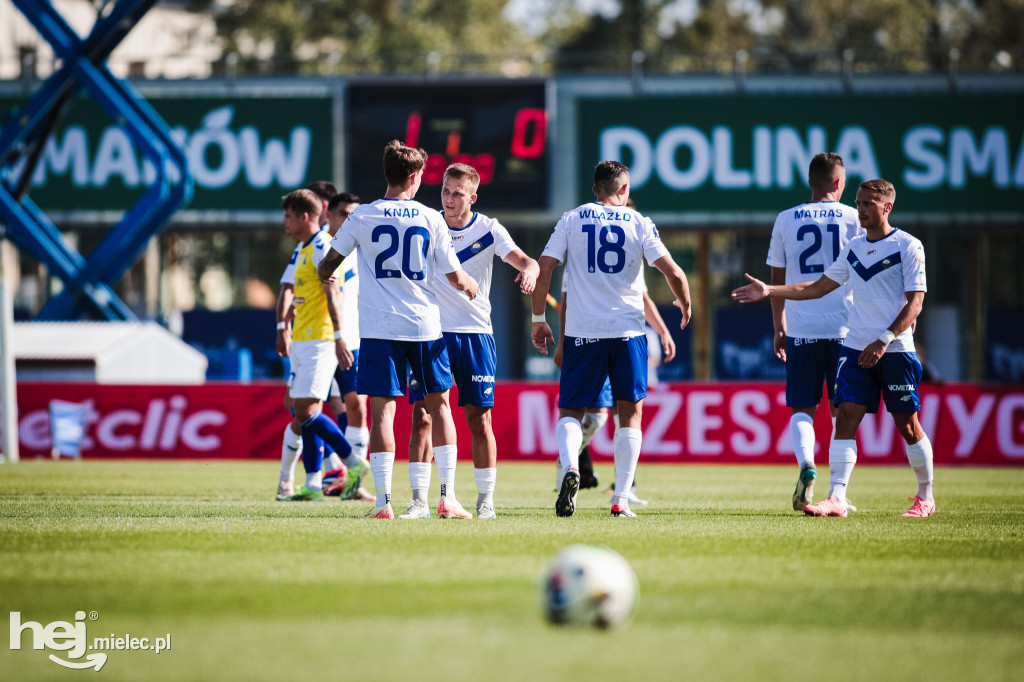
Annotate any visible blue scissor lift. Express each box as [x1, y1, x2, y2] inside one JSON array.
[[0, 0, 192, 320]]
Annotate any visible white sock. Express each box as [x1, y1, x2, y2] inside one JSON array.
[[279, 424, 302, 482], [905, 435, 934, 501], [304, 470, 323, 491], [612, 427, 643, 508], [613, 413, 620, 430], [830, 417, 837, 445], [474, 467, 496, 508], [346, 426, 369, 459], [409, 461, 432, 503], [555, 460, 565, 489], [325, 452, 343, 472], [790, 413, 816, 469], [828, 439, 857, 504], [555, 417, 583, 474], [369, 451, 395, 507], [579, 412, 608, 450], [433, 444, 458, 499]]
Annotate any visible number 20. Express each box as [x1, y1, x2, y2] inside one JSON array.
[[372, 225, 430, 280]]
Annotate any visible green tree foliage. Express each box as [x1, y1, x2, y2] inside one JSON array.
[[190, 0, 536, 74]]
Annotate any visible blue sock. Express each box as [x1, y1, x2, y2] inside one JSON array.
[[300, 428, 324, 475], [302, 412, 352, 460]]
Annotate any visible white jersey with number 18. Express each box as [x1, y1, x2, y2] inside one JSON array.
[[330, 198, 460, 342], [542, 202, 669, 339]]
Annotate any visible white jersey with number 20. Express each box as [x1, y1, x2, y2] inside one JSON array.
[[542, 202, 669, 339], [330, 198, 460, 342]]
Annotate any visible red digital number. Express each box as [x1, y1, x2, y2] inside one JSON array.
[[451, 153, 495, 184], [510, 108, 548, 159]]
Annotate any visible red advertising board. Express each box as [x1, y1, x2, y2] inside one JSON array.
[[7, 382, 1024, 465]]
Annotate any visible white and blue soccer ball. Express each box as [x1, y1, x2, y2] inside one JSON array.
[[541, 544, 638, 629]]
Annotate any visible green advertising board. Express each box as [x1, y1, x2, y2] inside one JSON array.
[[576, 94, 1024, 221], [2, 94, 334, 220]]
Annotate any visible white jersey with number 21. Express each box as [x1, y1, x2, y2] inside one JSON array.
[[766, 201, 861, 339]]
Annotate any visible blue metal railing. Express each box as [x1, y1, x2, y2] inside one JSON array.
[[0, 0, 192, 320]]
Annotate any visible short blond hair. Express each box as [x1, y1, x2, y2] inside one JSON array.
[[860, 178, 896, 204], [443, 163, 480, 193]]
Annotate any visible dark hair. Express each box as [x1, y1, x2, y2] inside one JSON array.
[[593, 160, 629, 198], [281, 189, 321, 219], [304, 181, 338, 201], [808, 153, 844, 192], [859, 178, 896, 203], [383, 140, 427, 186], [327, 192, 361, 211]]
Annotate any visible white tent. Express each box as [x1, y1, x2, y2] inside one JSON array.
[[13, 322, 207, 384]]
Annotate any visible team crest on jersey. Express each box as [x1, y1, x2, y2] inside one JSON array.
[[296, 278, 303, 286], [471, 242, 483, 253], [882, 258, 892, 267]]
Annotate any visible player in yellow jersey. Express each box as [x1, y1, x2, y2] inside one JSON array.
[[274, 189, 368, 501]]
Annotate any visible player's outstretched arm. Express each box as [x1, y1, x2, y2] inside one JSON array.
[[505, 249, 540, 294], [445, 269, 479, 300], [652, 256, 692, 331], [731, 273, 839, 303], [530, 256, 559, 355], [770, 267, 788, 362], [642, 292, 676, 363], [317, 249, 343, 282]]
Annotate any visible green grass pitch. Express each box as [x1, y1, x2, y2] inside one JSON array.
[[2, 460, 1022, 681]]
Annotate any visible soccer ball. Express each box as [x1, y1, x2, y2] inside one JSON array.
[[540, 544, 638, 629]]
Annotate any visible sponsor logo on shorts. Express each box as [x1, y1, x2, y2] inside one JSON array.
[[574, 338, 598, 346], [484, 388, 493, 396], [888, 384, 915, 391], [900, 395, 913, 402], [471, 375, 495, 383]]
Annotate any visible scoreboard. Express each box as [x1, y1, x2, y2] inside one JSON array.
[[345, 80, 549, 211]]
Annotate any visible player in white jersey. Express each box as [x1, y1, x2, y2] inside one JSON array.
[[317, 140, 479, 520], [532, 161, 692, 518], [402, 163, 540, 520], [765, 153, 862, 511], [320, 192, 376, 500], [733, 179, 935, 518]]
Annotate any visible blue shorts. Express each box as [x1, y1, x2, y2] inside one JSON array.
[[357, 338, 453, 398], [409, 332, 496, 407], [559, 336, 648, 409], [589, 379, 613, 409], [332, 348, 360, 397], [834, 346, 923, 414], [786, 337, 842, 408]]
